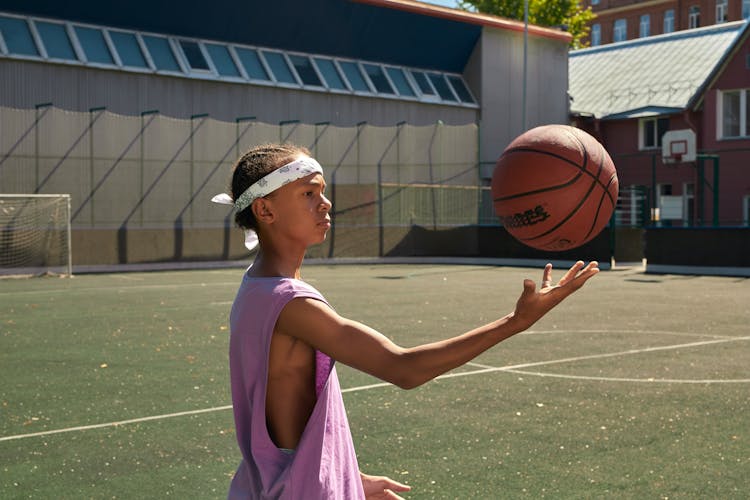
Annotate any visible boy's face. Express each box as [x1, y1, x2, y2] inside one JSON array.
[[265, 168, 332, 247]]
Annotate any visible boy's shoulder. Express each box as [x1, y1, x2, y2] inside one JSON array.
[[241, 275, 325, 300]]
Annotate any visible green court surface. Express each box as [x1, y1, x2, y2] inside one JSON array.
[[1, 264, 748, 499]]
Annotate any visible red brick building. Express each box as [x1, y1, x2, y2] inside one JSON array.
[[584, 0, 750, 46], [570, 20, 750, 227]]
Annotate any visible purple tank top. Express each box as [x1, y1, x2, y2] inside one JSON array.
[[227, 275, 363, 499]]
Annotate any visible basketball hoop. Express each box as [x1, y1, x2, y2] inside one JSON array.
[[662, 130, 696, 165]]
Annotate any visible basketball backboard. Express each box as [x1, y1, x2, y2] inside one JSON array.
[[662, 129, 696, 163]]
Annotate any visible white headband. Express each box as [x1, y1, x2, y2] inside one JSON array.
[[211, 155, 325, 251]]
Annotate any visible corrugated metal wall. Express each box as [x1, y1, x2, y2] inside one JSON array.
[[0, 59, 478, 127]]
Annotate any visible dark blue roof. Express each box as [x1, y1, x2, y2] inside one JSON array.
[[1, 0, 481, 72]]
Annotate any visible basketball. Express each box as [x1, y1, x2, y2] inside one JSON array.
[[491, 124, 619, 252]]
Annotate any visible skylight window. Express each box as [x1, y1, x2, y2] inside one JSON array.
[[428, 73, 456, 101], [35, 21, 77, 61], [363, 64, 394, 94], [179, 40, 209, 71], [74, 26, 114, 64], [0, 15, 38, 56], [289, 54, 322, 87], [235, 47, 270, 81], [109, 31, 148, 68], [339, 61, 370, 92], [0, 13, 477, 109], [410, 71, 436, 97], [142, 35, 180, 71], [385, 67, 416, 97], [205, 43, 240, 77], [447, 76, 474, 104], [262, 50, 297, 84], [314, 57, 347, 90]]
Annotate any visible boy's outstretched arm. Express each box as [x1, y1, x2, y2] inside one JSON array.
[[276, 261, 599, 389]]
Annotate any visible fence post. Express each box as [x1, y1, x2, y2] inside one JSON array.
[[235, 116, 256, 160], [312, 121, 330, 158], [139, 110, 159, 227], [279, 119, 300, 144], [190, 114, 209, 226], [33, 102, 52, 193], [650, 153, 657, 225]]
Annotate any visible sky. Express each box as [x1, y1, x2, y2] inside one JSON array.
[[422, 0, 462, 8]]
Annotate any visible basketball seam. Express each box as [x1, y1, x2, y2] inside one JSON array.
[[582, 153, 612, 242], [520, 141, 597, 243], [493, 171, 583, 202], [494, 142, 612, 201]]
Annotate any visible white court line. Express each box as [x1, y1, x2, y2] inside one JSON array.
[[503, 369, 750, 384], [0, 406, 232, 443], [524, 329, 740, 340], [2, 335, 748, 443], [0, 282, 239, 297]]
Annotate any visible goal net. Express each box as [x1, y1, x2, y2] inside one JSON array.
[[0, 194, 72, 277]]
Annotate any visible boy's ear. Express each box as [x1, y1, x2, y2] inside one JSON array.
[[251, 198, 274, 223]]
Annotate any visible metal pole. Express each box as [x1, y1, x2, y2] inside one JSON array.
[[139, 110, 159, 226], [697, 158, 704, 226], [651, 154, 656, 224], [88, 107, 105, 227], [189, 114, 208, 226], [65, 194, 73, 276], [33, 102, 52, 193], [712, 156, 719, 227], [522, 0, 528, 132]]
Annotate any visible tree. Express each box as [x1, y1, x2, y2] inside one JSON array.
[[458, 0, 596, 49]]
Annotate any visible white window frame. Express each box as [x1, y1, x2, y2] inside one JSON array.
[[717, 89, 748, 139], [336, 58, 376, 96], [591, 23, 601, 46], [202, 42, 245, 82], [384, 66, 419, 100], [689, 6, 700, 29], [11, 17, 40, 58], [29, 18, 79, 63], [70, 22, 120, 69], [361, 62, 398, 97], [663, 10, 675, 33], [313, 56, 353, 94], [639, 116, 669, 150], [286, 51, 326, 90], [716, 0, 728, 23], [176, 39, 214, 76], [409, 69, 442, 103], [639, 14, 650, 38], [614, 19, 627, 42]]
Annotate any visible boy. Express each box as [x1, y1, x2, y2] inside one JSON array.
[[213, 144, 599, 498]]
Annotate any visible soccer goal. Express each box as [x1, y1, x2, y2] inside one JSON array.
[[0, 194, 72, 277]]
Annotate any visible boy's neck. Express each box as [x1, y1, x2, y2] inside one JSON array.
[[248, 249, 303, 279]]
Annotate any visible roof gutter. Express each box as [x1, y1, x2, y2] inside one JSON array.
[[350, 0, 572, 43]]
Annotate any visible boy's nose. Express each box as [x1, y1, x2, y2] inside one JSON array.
[[320, 194, 332, 211]]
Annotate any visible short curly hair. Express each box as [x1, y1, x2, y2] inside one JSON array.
[[230, 143, 311, 231]]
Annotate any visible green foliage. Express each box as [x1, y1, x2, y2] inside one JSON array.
[[458, 0, 596, 49]]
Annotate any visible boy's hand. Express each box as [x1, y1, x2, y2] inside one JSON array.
[[360, 471, 411, 499], [511, 261, 600, 331]]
